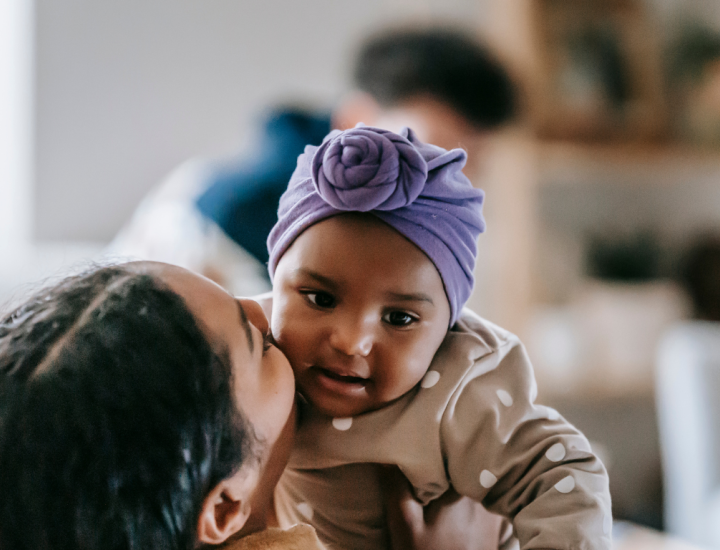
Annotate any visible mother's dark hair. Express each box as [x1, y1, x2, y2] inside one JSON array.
[[0, 265, 254, 550]]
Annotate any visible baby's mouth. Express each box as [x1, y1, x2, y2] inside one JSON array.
[[309, 365, 370, 397], [316, 367, 368, 386]]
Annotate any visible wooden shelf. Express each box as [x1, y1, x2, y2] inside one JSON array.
[[537, 140, 720, 187], [614, 522, 705, 550]]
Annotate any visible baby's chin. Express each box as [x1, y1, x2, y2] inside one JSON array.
[[300, 390, 375, 419], [299, 383, 416, 419]]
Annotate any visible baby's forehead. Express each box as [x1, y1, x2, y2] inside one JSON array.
[[276, 215, 449, 306], [286, 214, 435, 272]]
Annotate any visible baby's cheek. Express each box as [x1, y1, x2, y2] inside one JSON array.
[[377, 353, 432, 401], [273, 323, 313, 373], [270, 305, 297, 346], [275, 336, 304, 372]]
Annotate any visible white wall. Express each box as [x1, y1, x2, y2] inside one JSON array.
[[32, 0, 485, 242], [0, 0, 33, 253]]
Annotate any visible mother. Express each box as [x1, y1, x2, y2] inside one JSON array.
[[0, 262, 304, 549], [0, 262, 501, 550]]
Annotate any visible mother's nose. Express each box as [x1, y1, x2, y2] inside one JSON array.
[[237, 298, 269, 335], [329, 316, 374, 357]]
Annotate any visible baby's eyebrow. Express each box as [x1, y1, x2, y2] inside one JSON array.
[[293, 268, 338, 289], [236, 301, 254, 354], [384, 291, 434, 305]]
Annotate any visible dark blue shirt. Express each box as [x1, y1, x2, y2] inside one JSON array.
[[196, 107, 332, 267]]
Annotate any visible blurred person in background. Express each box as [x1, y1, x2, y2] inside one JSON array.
[[106, 26, 516, 295], [655, 234, 720, 546], [679, 235, 720, 322]]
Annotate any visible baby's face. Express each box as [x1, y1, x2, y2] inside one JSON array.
[[271, 213, 450, 418]]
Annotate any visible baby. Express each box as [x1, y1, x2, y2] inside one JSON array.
[[264, 126, 611, 550]]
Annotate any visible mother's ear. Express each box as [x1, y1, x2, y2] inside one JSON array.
[[197, 468, 259, 545]]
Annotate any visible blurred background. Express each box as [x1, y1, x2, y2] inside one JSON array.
[[3, 0, 720, 547]]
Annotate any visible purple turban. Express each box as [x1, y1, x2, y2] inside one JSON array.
[[267, 126, 485, 325]]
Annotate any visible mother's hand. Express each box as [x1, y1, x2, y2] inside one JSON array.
[[380, 466, 507, 550]]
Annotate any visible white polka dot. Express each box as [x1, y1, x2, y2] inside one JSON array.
[[421, 370, 441, 388], [545, 443, 566, 462], [496, 389, 513, 407], [603, 515, 612, 535], [479, 470, 497, 488], [554, 475, 575, 493], [332, 417, 353, 431], [296, 502, 314, 520]]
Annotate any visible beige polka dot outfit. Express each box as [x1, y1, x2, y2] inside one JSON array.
[[275, 309, 612, 550]]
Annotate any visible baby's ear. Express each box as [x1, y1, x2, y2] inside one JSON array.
[[197, 468, 258, 545]]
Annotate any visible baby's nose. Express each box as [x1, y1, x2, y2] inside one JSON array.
[[237, 298, 269, 336], [330, 319, 374, 357]]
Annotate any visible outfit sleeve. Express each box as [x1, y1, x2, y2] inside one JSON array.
[[439, 337, 612, 550]]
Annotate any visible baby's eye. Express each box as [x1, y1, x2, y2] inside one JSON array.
[[383, 311, 418, 327], [304, 291, 336, 309]]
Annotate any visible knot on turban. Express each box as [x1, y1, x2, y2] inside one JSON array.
[[267, 126, 485, 325], [312, 127, 428, 211]]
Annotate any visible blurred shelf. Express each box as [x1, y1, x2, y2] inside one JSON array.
[[536, 376, 656, 403], [538, 140, 720, 187], [614, 522, 706, 550]]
